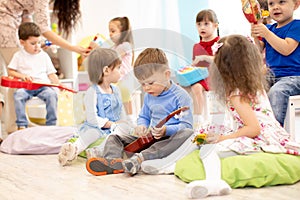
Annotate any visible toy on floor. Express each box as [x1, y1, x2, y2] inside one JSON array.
[[192, 133, 207, 145], [176, 66, 209, 87]]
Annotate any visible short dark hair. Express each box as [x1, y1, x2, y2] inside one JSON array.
[[18, 22, 41, 40]]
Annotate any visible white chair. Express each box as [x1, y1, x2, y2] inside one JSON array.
[[26, 97, 47, 126], [284, 95, 300, 142]]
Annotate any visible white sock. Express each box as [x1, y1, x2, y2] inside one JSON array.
[[141, 133, 197, 174], [200, 144, 221, 179], [184, 144, 232, 198], [185, 179, 231, 199]]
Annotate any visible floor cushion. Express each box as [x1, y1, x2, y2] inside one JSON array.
[[175, 150, 300, 188], [0, 126, 76, 154]]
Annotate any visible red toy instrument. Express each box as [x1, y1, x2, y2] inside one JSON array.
[[124, 106, 189, 153], [241, 0, 262, 23], [1, 76, 77, 93], [87, 35, 98, 50]]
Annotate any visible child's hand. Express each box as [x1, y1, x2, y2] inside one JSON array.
[[251, 23, 269, 38], [134, 125, 148, 137], [150, 126, 166, 139], [22, 75, 33, 82], [192, 55, 213, 66], [206, 133, 220, 144]]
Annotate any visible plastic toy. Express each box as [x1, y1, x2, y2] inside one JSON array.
[[192, 133, 207, 145], [176, 66, 209, 87]]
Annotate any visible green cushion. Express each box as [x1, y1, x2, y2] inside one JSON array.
[[175, 150, 300, 188], [68, 137, 105, 158]]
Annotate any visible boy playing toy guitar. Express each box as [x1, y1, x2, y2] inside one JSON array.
[[85, 48, 193, 176]]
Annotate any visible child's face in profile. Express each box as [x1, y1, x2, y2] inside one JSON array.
[[20, 36, 41, 55], [106, 64, 122, 84], [138, 70, 170, 97], [109, 21, 121, 44]]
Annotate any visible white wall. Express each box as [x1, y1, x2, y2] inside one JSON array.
[[75, 0, 300, 67], [76, 0, 181, 44], [77, 0, 300, 43]]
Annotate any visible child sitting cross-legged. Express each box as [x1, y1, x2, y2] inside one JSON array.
[[58, 47, 133, 166], [85, 48, 193, 176]]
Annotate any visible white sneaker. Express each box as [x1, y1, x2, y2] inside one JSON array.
[[58, 142, 77, 166]]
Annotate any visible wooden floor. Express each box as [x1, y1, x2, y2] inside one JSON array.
[[0, 151, 300, 200], [1, 113, 300, 200]]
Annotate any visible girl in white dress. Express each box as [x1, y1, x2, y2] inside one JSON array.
[[185, 34, 299, 199]]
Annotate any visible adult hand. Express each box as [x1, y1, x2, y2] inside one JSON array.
[[88, 41, 99, 49], [72, 45, 91, 57], [150, 126, 166, 140]]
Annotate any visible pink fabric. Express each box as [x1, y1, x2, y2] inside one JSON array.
[[0, 126, 76, 154]]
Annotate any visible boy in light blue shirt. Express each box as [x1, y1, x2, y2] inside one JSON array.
[[86, 48, 193, 176]]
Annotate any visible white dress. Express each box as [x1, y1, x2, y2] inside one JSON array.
[[199, 89, 299, 155]]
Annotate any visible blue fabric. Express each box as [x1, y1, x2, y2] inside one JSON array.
[[81, 84, 122, 135], [137, 81, 193, 136], [264, 20, 300, 78], [268, 76, 300, 126], [14, 87, 57, 127]]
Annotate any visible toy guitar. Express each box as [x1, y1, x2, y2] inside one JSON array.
[[124, 106, 189, 153], [1, 76, 77, 93]]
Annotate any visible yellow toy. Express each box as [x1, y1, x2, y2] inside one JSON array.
[[192, 133, 207, 145]]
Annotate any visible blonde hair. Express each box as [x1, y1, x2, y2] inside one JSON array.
[[87, 47, 121, 84], [210, 35, 267, 103], [133, 48, 169, 80]]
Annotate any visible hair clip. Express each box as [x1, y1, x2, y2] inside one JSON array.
[[211, 42, 223, 55]]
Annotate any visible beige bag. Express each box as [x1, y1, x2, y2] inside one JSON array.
[[57, 90, 75, 126]]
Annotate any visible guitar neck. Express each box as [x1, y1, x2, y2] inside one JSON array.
[[155, 106, 189, 128], [34, 82, 77, 93]]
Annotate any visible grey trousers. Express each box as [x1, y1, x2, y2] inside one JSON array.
[[102, 128, 194, 160]]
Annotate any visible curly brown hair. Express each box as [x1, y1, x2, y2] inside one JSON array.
[[210, 35, 267, 104], [52, 0, 81, 37]]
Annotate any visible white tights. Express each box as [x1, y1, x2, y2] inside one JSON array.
[[185, 144, 232, 199]]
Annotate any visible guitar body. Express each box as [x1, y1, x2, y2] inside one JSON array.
[[124, 106, 189, 153], [124, 133, 156, 153], [1, 76, 77, 93]]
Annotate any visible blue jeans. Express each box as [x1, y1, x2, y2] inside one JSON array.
[[268, 76, 300, 126], [14, 87, 58, 127]]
